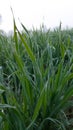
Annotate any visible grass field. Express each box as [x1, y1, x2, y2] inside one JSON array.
[[0, 20, 73, 130]]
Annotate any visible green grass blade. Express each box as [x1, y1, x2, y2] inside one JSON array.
[[16, 28, 36, 62]]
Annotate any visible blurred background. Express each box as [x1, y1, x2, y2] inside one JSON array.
[[0, 0, 73, 33]]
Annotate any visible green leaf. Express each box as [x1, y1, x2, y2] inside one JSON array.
[[0, 89, 5, 94], [16, 28, 36, 62], [11, 7, 18, 52], [27, 88, 45, 129], [60, 43, 65, 59], [0, 104, 15, 109]]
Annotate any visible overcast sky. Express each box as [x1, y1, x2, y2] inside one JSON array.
[[0, 0, 73, 32]]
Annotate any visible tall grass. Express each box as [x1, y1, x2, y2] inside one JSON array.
[[0, 19, 73, 130]]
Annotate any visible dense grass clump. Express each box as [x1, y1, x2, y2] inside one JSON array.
[[0, 21, 73, 130]]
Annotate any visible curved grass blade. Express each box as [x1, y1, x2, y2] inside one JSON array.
[[0, 104, 15, 109], [16, 27, 36, 62], [26, 88, 45, 130], [11, 7, 18, 52], [38, 117, 66, 130]]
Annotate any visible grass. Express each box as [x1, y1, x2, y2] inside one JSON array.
[[0, 19, 73, 130]]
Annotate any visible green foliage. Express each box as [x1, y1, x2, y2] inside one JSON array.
[[0, 20, 73, 130]]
